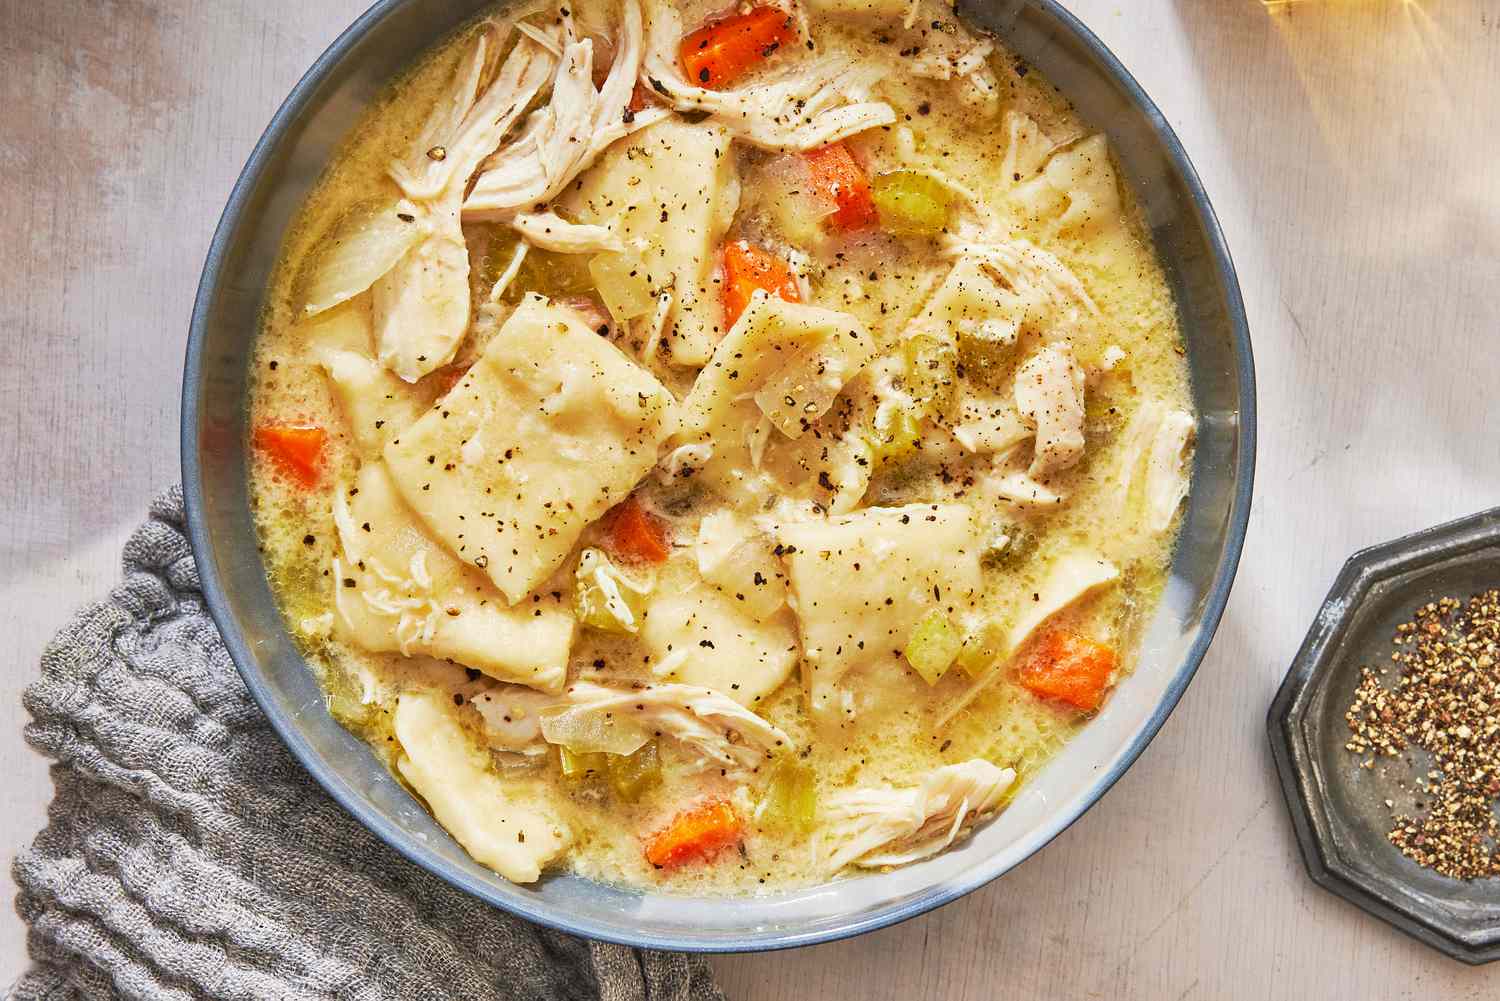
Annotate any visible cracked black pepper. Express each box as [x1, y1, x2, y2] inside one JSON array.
[[1345, 591, 1500, 879]]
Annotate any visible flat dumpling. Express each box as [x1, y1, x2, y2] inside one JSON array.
[[383, 294, 678, 604], [331, 461, 574, 691], [318, 347, 443, 456], [394, 690, 570, 882], [693, 510, 789, 622], [776, 503, 984, 715], [641, 560, 799, 707], [682, 293, 876, 441], [1005, 550, 1119, 655], [558, 119, 739, 367], [916, 254, 1023, 347]]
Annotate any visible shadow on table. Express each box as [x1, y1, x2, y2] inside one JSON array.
[[1169, 0, 1500, 507]]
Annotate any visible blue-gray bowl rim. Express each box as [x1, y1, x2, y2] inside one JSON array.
[[182, 0, 1257, 953]]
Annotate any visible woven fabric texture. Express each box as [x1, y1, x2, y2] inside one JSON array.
[[9, 488, 724, 1001]]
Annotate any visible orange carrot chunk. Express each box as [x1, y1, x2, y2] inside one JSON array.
[[1018, 628, 1119, 712], [802, 142, 876, 231], [253, 424, 326, 488], [645, 799, 743, 868], [679, 6, 797, 90], [605, 495, 671, 564], [721, 239, 801, 328], [628, 80, 654, 114], [431, 363, 471, 397]]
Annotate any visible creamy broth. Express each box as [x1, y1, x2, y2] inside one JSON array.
[[248, 0, 1192, 893]]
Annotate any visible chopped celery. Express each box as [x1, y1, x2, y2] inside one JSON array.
[[956, 316, 1021, 391], [869, 399, 922, 468], [607, 741, 661, 802], [1084, 390, 1124, 441], [573, 548, 650, 634], [559, 745, 606, 778], [986, 527, 1037, 569], [325, 685, 373, 727], [873, 170, 952, 237], [760, 758, 817, 833], [955, 620, 1007, 680], [902, 333, 959, 414], [905, 609, 964, 685], [559, 742, 661, 802], [321, 662, 375, 727], [589, 251, 656, 326]]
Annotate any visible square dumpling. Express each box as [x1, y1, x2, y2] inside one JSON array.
[[331, 461, 574, 691], [559, 119, 739, 367], [384, 294, 677, 604], [776, 503, 983, 715]]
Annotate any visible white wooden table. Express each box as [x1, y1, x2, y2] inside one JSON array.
[[4, 0, 1498, 995]]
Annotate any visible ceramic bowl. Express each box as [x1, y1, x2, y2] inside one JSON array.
[[182, 0, 1255, 951]]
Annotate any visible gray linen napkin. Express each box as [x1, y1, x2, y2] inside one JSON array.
[[9, 488, 725, 1001]]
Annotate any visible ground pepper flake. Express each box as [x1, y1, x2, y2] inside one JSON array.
[[1344, 591, 1500, 879]]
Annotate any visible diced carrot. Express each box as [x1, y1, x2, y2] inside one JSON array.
[[605, 495, 671, 563], [431, 364, 471, 396], [253, 424, 325, 488], [628, 81, 654, 114], [802, 142, 876, 231], [679, 6, 797, 90], [721, 239, 801, 328], [644, 798, 743, 868], [1017, 628, 1119, 712]]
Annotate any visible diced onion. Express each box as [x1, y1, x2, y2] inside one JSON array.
[[303, 200, 426, 316], [539, 703, 652, 757], [905, 609, 964, 685], [589, 251, 656, 326]]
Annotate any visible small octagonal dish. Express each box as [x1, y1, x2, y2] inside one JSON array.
[[1269, 506, 1500, 965]]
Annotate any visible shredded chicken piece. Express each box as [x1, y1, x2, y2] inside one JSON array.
[[1013, 343, 1086, 478], [944, 236, 1102, 347], [468, 683, 556, 754], [907, 35, 999, 112], [375, 25, 557, 381], [989, 469, 1063, 507], [490, 240, 530, 302], [1113, 401, 1196, 534], [540, 682, 796, 777], [387, 34, 498, 202], [638, 0, 895, 151], [1000, 110, 1051, 186], [1144, 408, 1196, 533], [509, 210, 623, 253], [639, 290, 674, 364], [331, 488, 448, 655], [817, 760, 1015, 870], [463, 0, 670, 221]]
